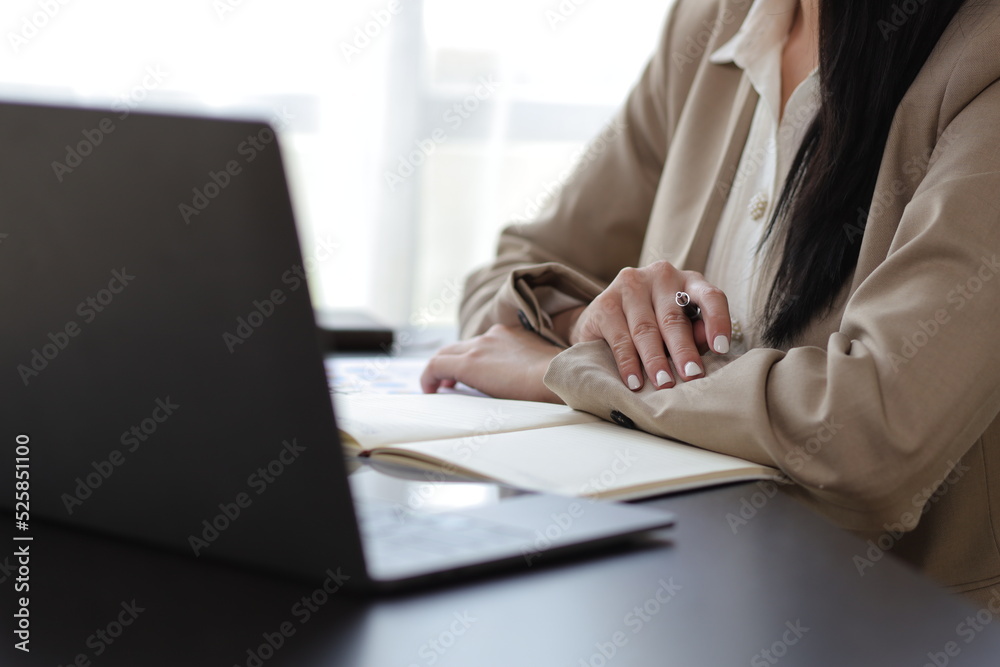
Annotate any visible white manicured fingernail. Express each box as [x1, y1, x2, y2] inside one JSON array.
[[684, 362, 703, 378], [627, 375, 641, 390], [714, 336, 730, 354], [656, 370, 672, 387]]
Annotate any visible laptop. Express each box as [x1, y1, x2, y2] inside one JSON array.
[[0, 99, 674, 590]]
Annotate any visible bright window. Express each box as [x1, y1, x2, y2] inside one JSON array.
[[0, 0, 673, 327]]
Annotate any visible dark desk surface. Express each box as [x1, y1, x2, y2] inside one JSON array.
[[4, 481, 1000, 667]]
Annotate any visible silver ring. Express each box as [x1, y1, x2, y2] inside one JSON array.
[[675, 291, 700, 320]]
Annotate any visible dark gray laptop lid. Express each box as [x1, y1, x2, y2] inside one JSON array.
[[0, 100, 368, 585]]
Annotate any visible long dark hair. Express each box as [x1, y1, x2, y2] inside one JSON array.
[[760, 0, 968, 347]]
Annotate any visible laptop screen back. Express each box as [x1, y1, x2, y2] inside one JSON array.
[[0, 100, 366, 584]]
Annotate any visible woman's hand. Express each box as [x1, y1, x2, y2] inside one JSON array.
[[564, 261, 732, 391], [421, 324, 564, 403]]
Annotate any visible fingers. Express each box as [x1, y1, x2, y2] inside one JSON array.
[[551, 264, 734, 392], [420, 341, 470, 393], [420, 356, 453, 394], [420, 325, 564, 402], [596, 305, 647, 391], [648, 270, 732, 381], [618, 266, 733, 387], [691, 318, 711, 355], [683, 276, 732, 355], [652, 296, 703, 381], [619, 298, 676, 391], [583, 270, 674, 391]]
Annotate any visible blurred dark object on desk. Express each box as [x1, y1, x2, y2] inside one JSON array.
[[316, 308, 394, 352]]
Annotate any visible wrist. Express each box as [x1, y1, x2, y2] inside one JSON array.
[[534, 363, 564, 404]]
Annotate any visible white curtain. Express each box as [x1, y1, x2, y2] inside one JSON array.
[[0, 0, 673, 327]]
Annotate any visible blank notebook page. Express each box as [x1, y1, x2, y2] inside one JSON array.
[[390, 422, 775, 500]]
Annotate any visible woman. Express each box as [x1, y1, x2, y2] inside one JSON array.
[[421, 0, 1000, 606]]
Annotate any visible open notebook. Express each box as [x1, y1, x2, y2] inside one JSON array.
[[337, 394, 782, 501]]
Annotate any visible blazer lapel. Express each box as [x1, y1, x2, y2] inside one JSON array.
[[674, 74, 758, 273], [641, 69, 757, 273]]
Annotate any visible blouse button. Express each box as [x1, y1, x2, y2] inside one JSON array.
[[748, 192, 768, 221], [731, 319, 745, 345]]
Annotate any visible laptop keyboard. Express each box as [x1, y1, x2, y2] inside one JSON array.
[[356, 498, 535, 561]]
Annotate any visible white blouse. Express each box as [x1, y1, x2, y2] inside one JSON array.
[[705, 0, 820, 353]]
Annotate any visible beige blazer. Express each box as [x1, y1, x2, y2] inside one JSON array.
[[460, 0, 1000, 606]]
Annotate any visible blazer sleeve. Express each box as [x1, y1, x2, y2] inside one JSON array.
[[458, 5, 683, 344], [544, 78, 1000, 534]]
